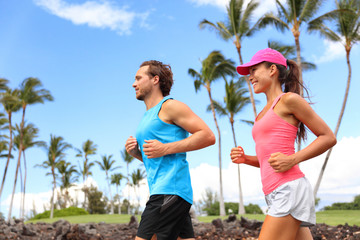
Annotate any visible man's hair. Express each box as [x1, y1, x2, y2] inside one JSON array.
[[140, 60, 173, 96]]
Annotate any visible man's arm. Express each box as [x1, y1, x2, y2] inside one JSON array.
[[142, 100, 215, 159]]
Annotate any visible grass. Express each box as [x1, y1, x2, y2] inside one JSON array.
[[26, 210, 360, 226]]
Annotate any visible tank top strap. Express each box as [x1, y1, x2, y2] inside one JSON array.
[[270, 93, 286, 109], [156, 96, 173, 114]]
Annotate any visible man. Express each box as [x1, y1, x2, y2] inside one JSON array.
[[125, 60, 215, 240]]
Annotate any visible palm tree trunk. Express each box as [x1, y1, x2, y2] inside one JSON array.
[[116, 185, 121, 214], [127, 165, 131, 215], [8, 106, 26, 220], [207, 87, 225, 216], [236, 42, 257, 118], [21, 151, 27, 219], [7, 144, 22, 220], [50, 167, 56, 219], [294, 34, 304, 152], [230, 122, 245, 215], [0, 112, 13, 198], [106, 173, 114, 214], [313, 48, 352, 198]]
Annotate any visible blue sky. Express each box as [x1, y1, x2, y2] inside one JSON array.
[[1, 0, 359, 218]]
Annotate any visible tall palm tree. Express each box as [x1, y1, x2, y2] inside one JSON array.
[[121, 148, 134, 214], [308, 0, 360, 198], [267, 40, 316, 72], [111, 173, 125, 214], [13, 123, 45, 218], [95, 154, 121, 214], [35, 135, 71, 219], [8, 78, 53, 220], [0, 88, 21, 199], [57, 160, 78, 208], [129, 168, 146, 214], [199, 0, 260, 118], [257, 0, 325, 96], [208, 78, 251, 214], [76, 139, 97, 209], [188, 50, 236, 216]]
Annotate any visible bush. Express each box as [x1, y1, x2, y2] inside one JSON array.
[[245, 203, 263, 214], [203, 202, 263, 215], [31, 207, 89, 220], [324, 194, 360, 210]]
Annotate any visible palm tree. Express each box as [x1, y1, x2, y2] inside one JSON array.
[[111, 173, 125, 214], [208, 78, 251, 214], [76, 139, 97, 209], [13, 123, 45, 218], [121, 148, 134, 214], [188, 50, 236, 216], [308, 0, 360, 198], [57, 160, 78, 208], [129, 168, 146, 214], [257, 0, 325, 97], [199, 0, 260, 118], [8, 78, 53, 220], [35, 135, 71, 219], [0, 88, 21, 199], [95, 154, 121, 214], [267, 40, 316, 72]]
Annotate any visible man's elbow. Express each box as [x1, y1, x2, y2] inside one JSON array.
[[207, 131, 216, 146]]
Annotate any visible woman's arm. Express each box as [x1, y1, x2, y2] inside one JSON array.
[[231, 146, 260, 168], [268, 93, 337, 172]]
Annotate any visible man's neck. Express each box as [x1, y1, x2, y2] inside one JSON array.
[[144, 92, 164, 110]]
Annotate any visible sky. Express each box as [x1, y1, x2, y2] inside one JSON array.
[[0, 0, 359, 219]]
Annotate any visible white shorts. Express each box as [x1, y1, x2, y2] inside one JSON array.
[[265, 177, 316, 227]]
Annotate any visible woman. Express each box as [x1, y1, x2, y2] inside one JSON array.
[[230, 48, 336, 240]]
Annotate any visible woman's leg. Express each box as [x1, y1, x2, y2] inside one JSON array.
[[296, 227, 313, 240], [259, 215, 301, 240]]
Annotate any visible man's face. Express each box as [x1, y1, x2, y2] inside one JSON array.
[[133, 65, 153, 100]]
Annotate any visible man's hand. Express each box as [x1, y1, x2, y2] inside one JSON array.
[[143, 139, 169, 159], [125, 136, 142, 160], [268, 152, 295, 172]]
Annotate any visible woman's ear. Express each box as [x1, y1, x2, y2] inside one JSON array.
[[269, 64, 278, 77]]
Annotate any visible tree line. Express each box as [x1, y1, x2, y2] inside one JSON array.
[[0, 79, 147, 220]]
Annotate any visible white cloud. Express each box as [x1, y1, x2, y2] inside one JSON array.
[[34, 0, 150, 35], [187, 0, 285, 18], [312, 39, 345, 63]]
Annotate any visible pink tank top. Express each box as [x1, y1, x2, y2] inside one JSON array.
[[252, 93, 304, 195]]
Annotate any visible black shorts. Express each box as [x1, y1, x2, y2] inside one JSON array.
[[137, 194, 194, 240]]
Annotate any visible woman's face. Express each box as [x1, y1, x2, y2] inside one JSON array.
[[248, 63, 273, 94]]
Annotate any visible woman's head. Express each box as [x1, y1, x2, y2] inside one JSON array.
[[237, 48, 305, 95]]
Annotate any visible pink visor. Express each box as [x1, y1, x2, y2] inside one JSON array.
[[236, 48, 287, 75]]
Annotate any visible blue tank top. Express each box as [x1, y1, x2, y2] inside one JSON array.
[[135, 96, 193, 204]]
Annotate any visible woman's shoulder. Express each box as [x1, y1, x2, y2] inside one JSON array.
[[281, 92, 308, 110]]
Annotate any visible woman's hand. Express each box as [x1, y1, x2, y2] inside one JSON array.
[[230, 146, 246, 164]]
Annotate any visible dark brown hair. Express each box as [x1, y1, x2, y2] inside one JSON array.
[[265, 60, 309, 142], [140, 60, 173, 96]]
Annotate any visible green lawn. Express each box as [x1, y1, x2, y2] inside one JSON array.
[[26, 210, 360, 226]]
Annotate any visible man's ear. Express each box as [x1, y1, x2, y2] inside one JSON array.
[[153, 75, 160, 85]]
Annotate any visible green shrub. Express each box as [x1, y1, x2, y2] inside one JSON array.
[[245, 203, 263, 214], [31, 207, 89, 220]]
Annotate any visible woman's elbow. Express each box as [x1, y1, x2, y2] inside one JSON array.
[[330, 134, 337, 148]]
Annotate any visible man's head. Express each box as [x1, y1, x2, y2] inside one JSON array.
[[139, 60, 173, 97]]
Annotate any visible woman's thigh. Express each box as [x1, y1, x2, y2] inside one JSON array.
[[296, 227, 313, 240], [259, 214, 301, 240]]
